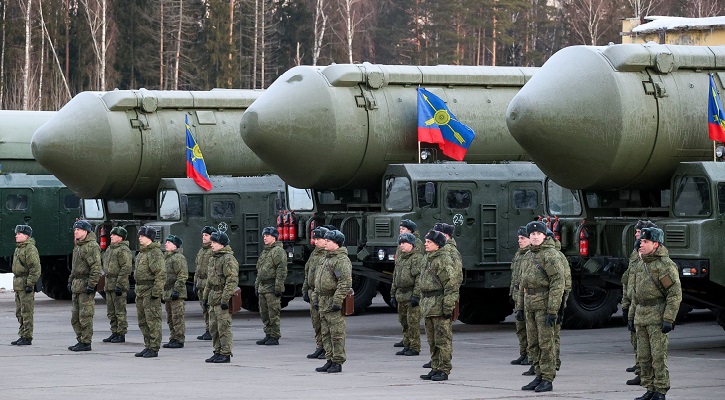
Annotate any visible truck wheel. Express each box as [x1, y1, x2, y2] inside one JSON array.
[[352, 275, 378, 314], [41, 273, 71, 300], [562, 282, 620, 329], [458, 288, 512, 324], [378, 282, 394, 308], [240, 287, 259, 312], [713, 307, 725, 331], [675, 303, 693, 324]]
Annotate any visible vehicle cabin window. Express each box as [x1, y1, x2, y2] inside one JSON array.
[[288, 186, 314, 211], [546, 180, 582, 216], [159, 190, 181, 220], [64, 194, 81, 210], [417, 183, 438, 208], [6, 194, 28, 210], [187, 195, 203, 218], [513, 189, 538, 209], [718, 183, 725, 214], [83, 199, 105, 219], [446, 190, 471, 209], [673, 176, 711, 217], [384, 176, 412, 211], [211, 200, 236, 218]]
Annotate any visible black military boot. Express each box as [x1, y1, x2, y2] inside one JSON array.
[[627, 375, 642, 385], [534, 379, 553, 392], [103, 333, 117, 343], [431, 371, 449, 381], [520, 355, 530, 365], [68, 342, 81, 351], [422, 361, 431, 368], [213, 354, 231, 363], [162, 340, 176, 348], [143, 349, 158, 358], [396, 347, 409, 355], [510, 354, 526, 364], [317, 351, 327, 359], [205, 353, 220, 363], [110, 334, 125, 343], [626, 365, 637, 372], [420, 370, 437, 380], [256, 335, 271, 345], [197, 331, 212, 340], [634, 390, 656, 400], [393, 340, 404, 347], [326, 363, 342, 373], [11, 338, 22, 345], [16, 337, 32, 346], [135, 348, 149, 357], [168, 341, 184, 349], [265, 337, 280, 346], [522, 366, 536, 376], [307, 348, 324, 359], [650, 393, 666, 400], [522, 376, 542, 390], [404, 349, 419, 356], [316, 361, 333, 372], [71, 342, 91, 352]]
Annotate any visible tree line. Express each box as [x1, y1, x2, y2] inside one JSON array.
[[2, 0, 722, 110]]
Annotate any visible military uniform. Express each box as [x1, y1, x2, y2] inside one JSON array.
[[255, 240, 287, 342], [630, 244, 682, 398], [303, 245, 327, 356], [205, 245, 239, 359], [69, 231, 102, 348], [12, 237, 41, 343], [313, 246, 352, 368], [135, 241, 165, 354], [509, 245, 529, 362], [103, 239, 132, 340], [552, 237, 570, 370], [391, 244, 423, 354], [622, 247, 640, 377], [443, 237, 464, 295], [163, 248, 188, 345], [195, 242, 214, 338]]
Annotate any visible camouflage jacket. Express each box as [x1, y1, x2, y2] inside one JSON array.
[[620, 248, 639, 310], [444, 238, 464, 290], [103, 241, 132, 292], [419, 248, 457, 318], [516, 236, 566, 314], [194, 243, 214, 291], [12, 237, 41, 292], [313, 247, 352, 312], [204, 246, 239, 306], [509, 246, 529, 301], [395, 231, 424, 259], [163, 249, 189, 300], [134, 241, 165, 298], [69, 232, 102, 294], [391, 248, 423, 302], [302, 246, 326, 295], [630, 245, 682, 326], [255, 241, 287, 294]]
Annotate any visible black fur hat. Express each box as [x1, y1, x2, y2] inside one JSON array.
[[635, 220, 657, 230], [166, 234, 183, 248], [110, 226, 128, 240], [73, 219, 92, 232], [433, 223, 455, 236], [424, 230, 447, 248], [526, 221, 547, 236], [138, 226, 158, 240], [516, 226, 527, 237], [210, 231, 229, 246], [14, 224, 32, 237], [312, 227, 329, 239], [400, 219, 418, 233], [640, 227, 664, 244], [201, 226, 217, 235], [262, 226, 279, 238], [398, 232, 416, 246], [324, 229, 345, 247]]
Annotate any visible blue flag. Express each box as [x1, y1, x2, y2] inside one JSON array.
[[185, 115, 212, 190], [417, 87, 475, 161], [708, 74, 725, 142]]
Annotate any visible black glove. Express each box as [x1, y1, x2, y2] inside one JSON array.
[[410, 296, 420, 308], [193, 284, 198, 295], [556, 314, 563, 324], [114, 287, 123, 296], [85, 285, 95, 295], [274, 291, 283, 298], [171, 291, 179, 301], [331, 304, 341, 312], [508, 296, 515, 307], [622, 308, 629, 323], [390, 298, 398, 309], [67, 283, 72, 293], [515, 310, 524, 322], [627, 319, 635, 332], [661, 321, 674, 333], [313, 302, 319, 310], [545, 313, 557, 327], [220, 301, 229, 310], [303, 292, 310, 303], [203, 301, 209, 310], [255, 287, 259, 297], [25, 285, 33, 293]]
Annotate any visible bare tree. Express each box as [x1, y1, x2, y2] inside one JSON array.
[[1, 1, 6, 107], [312, 0, 327, 66], [173, 0, 183, 90], [80, 0, 109, 90], [253, 0, 258, 88], [626, 0, 661, 19], [337, 0, 358, 63], [22, 0, 32, 110], [568, 0, 612, 45], [38, 0, 71, 102], [226, 0, 235, 88], [686, 0, 724, 17]]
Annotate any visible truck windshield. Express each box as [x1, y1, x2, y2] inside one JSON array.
[[83, 199, 105, 220], [384, 176, 412, 211], [673, 176, 711, 217], [546, 179, 582, 216], [159, 189, 181, 220], [288, 186, 314, 211]]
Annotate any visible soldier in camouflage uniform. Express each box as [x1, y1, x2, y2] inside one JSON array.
[[102, 227, 132, 344], [509, 226, 530, 365], [195, 226, 217, 341], [516, 221, 566, 393], [398, 219, 423, 249], [255, 226, 287, 346], [434, 223, 463, 291], [204, 231, 239, 363], [134, 226, 165, 358], [11, 225, 40, 346], [391, 232, 423, 356], [313, 230, 352, 374], [162, 235, 188, 349], [302, 226, 329, 359], [419, 230, 457, 382], [628, 227, 682, 400], [68, 220, 102, 352]]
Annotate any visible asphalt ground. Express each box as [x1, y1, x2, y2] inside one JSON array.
[[1, 290, 723, 399]]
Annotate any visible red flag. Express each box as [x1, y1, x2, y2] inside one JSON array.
[[708, 74, 725, 142], [185, 115, 212, 190]]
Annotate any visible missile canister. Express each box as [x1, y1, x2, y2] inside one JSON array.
[[31, 89, 270, 199], [0, 110, 56, 174], [506, 43, 718, 190], [241, 63, 536, 189]]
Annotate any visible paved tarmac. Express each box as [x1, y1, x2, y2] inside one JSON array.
[[1, 290, 723, 399]]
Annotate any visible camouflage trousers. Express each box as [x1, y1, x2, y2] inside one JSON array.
[[397, 301, 421, 352], [515, 319, 528, 357], [259, 292, 282, 338], [554, 322, 562, 369], [209, 304, 233, 355], [71, 292, 95, 344], [308, 289, 323, 349], [424, 316, 453, 374], [106, 291, 128, 335], [136, 295, 162, 351], [630, 330, 640, 372], [636, 323, 670, 395], [165, 299, 186, 343], [525, 309, 556, 381], [15, 291, 35, 339], [320, 308, 346, 364], [200, 298, 210, 332]]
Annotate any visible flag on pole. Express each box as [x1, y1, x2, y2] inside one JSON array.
[[185, 115, 213, 190], [417, 87, 476, 161], [708, 74, 725, 142]]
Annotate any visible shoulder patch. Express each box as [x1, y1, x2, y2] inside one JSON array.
[[660, 274, 674, 289]]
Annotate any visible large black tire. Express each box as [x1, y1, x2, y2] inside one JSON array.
[[352, 275, 378, 314], [378, 282, 394, 308], [675, 303, 694, 324], [41, 273, 71, 300], [712, 307, 725, 331], [458, 288, 513, 324], [240, 287, 259, 312], [562, 282, 620, 329]]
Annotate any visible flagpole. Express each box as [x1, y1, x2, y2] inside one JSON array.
[[715, 140, 717, 162], [418, 141, 421, 163]]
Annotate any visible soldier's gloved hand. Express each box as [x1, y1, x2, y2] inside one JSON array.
[[171, 291, 179, 301], [661, 321, 674, 333], [410, 296, 420, 308], [193, 284, 198, 296], [114, 287, 123, 296], [627, 319, 635, 332], [622, 308, 629, 323], [220, 301, 229, 310], [25, 286, 33, 293], [67, 283, 72, 293], [556, 314, 564, 324], [85, 285, 95, 295], [274, 291, 283, 298], [545, 314, 557, 327], [442, 313, 453, 320], [313, 302, 319, 311], [202, 301, 209, 310], [255, 287, 259, 297], [331, 304, 341, 312], [303, 292, 310, 303], [515, 310, 525, 322], [508, 296, 515, 307], [390, 298, 398, 309]]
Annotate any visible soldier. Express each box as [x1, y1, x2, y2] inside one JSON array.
[[254, 226, 287, 346], [302, 226, 329, 359], [195, 226, 217, 341], [391, 232, 423, 356], [516, 221, 566, 393], [134, 226, 165, 358], [419, 230, 457, 381], [203, 231, 239, 363], [313, 229, 352, 373], [11, 224, 40, 346], [628, 227, 681, 400], [102, 227, 133, 344], [68, 220, 102, 352], [509, 226, 530, 365], [162, 235, 188, 349], [549, 228, 570, 372], [399, 219, 423, 249]]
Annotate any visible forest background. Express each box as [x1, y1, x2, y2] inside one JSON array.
[[2, 0, 723, 110]]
